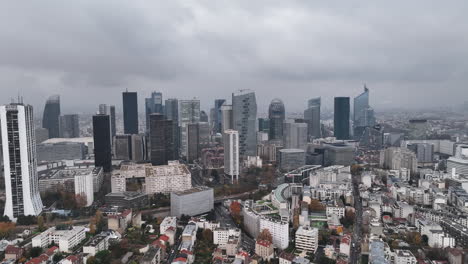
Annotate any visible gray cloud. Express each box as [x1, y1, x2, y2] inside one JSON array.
[[0, 0, 467, 113]]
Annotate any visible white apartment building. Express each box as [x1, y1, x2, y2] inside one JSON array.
[[111, 161, 191, 194], [295, 226, 319, 253], [213, 228, 241, 249], [224, 130, 239, 183], [32, 226, 86, 253], [326, 204, 345, 218], [83, 235, 108, 256], [74, 171, 94, 207], [259, 217, 289, 250], [160, 216, 177, 234]]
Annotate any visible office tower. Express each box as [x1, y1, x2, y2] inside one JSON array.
[[304, 97, 321, 140], [214, 99, 226, 134], [1, 103, 43, 220], [149, 114, 174, 165], [93, 114, 112, 172], [179, 99, 200, 158], [334, 97, 350, 140], [165, 98, 179, 159], [200, 110, 209, 122], [131, 134, 145, 162], [42, 95, 61, 138], [187, 123, 200, 163], [224, 130, 239, 183], [283, 120, 308, 149], [122, 91, 139, 134], [258, 118, 270, 133], [113, 134, 145, 161], [145, 92, 163, 131], [354, 86, 375, 137], [98, 104, 116, 137], [59, 114, 80, 138], [268, 99, 285, 141], [407, 143, 434, 163], [232, 90, 257, 156], [221, 104, 233, 133]]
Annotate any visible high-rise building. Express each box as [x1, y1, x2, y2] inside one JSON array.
[[122, 91, 139, 134], [149, 114, 174, 166], [304, 97, 321, 140], [334, 97, 350, 140], [113, 134, 146, 161], [59, 114, 80, 138], [145, 92, 163, 131], [232, 90, 257, 156], [179, 99, 200, 158], [165, 98, 179, 159], [258, 118, 270, 133], [200, 111, 209, 122], [224, 130, 239, 183], [98, 104, 116, 137], [283, 120, 308, 149], [268, 99, 285, 141], [354, 86, 375, 136], [93, 114, 112, 172], [1, 103, 43, 220], [42, 95, 61, 138], [221, 104, 233, 133], [187, 123, 200, 163], [214, 99, 226, 134]]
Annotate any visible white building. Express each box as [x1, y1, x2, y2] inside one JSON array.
[[111, 161, 191, 194], [259, 217, 289, 250], [224, 130, 239, 183], [213, 228, 241, 249], [394, 250, 417, 264], [74, 171, 94, 207], [83, 235, 108, 256], [0, 104, 43, 221], [32, 226, 86, 253], [295, 226, 319, 253], [160, 216, 177, 234]]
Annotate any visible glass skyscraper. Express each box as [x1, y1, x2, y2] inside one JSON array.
[[122, 91, 139, 134], [334, 97, 350, 140], [145, 91, 163, 131], [93, 114, 112, 172], [42, 95, 61, 138], [304, 97, 321, 140], [268, 99, 285, 141], [232, 90, 257, 156]]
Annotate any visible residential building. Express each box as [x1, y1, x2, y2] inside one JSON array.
[[224, 130, 239, 183], [32, 226, 86, 253], [83, 234, 108, 256], [295, 226, 319, 253], [255, 240, 274, 261]]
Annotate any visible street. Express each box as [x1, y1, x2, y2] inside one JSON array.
[[349, 174, 363, 264]]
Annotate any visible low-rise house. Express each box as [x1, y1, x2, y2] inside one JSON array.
[[4, 245, 24, 261], [83, 234, 108, 256], [255, 240, 274, 261]]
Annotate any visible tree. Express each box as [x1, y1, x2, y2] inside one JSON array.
[[202, 229, 213, 243], [75, 193, 88, 208], [89, 222, 96, 235], [53, 253, 64, 262], [309, 200, 325, 212], [86, 256, 96, 264], [94, 250, 112, 264], [230, 201, 242, 216], [0, 222, 15, 238], [37, 215, 45, 232], [257, 229, 273, 243], [30, 247, 43, 258]]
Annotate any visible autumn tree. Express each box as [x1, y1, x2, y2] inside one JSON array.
[[0, 222, 16, 239], [309, 200, 325, 212], [202, 229, 213, 243], [75, 193, 88, 208], [230, 201, 241, 216], [257, 229, 273, 243], [37, 215, 45, 232], [293, 208, 300, 230]]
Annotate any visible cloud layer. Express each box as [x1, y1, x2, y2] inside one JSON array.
[[1, 0, 467, 113]]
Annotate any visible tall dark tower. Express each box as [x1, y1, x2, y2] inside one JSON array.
[[122, 91, 139, 134], [93, 114, 112, 172], [268, 99, 285, 140], [334, 97, 350, 140], [165, 98, 179, 159], [214, 99, 226, 133], [149, 114, 174, 165], [42, 95, 61, 138]]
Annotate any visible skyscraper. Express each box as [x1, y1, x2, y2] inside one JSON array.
[[179, 99, 200, 158], [200, 110, 209, 122], [165, 98, 179, 159], [109, 105, 116, 137], [1, 103, 43, 220], [283, 120, 308, 149], [232, 90, 257, 156], [187, 123, 200, 163], [304, 97, 321, 140], [145, 92, 163, 131], [122, 91, 139, 134], [214, 99, 226, 134], [149, 114, 174, 165], [224, 130, 239, 183], [334, 97, 350, 140], [353, 86, 375, 137], [93, 114, 112, 172], [268, 99, 285, 141], [258, 118, 270, 133], [59, 114, 80, 138], [221, 104, 233, 133], [42, 95, 61, 138]]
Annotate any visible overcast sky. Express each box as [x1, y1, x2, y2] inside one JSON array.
[[1, 1, 467, 114]]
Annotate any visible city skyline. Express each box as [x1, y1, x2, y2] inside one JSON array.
[[1, 1, 467, 112]]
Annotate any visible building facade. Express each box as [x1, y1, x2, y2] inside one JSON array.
[[122, 91, 139, 134], [59, 114, 80, 138], [334, 97, 350, 140], [232, 90, 257, 156], [224, 130, 239, 183], [93, 114, 112, 172], [42, 95, 61, 138], [268, 99, 285, 141]]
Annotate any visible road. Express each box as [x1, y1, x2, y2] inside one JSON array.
[[165, 231, 183, 264], [349, 174, 363, 264]]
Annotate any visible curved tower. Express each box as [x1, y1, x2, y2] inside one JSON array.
[[42, 95, 61, 138], [268, 99, 285, 141]]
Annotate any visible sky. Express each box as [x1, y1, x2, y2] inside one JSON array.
[[0, 1, 467, 114]]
